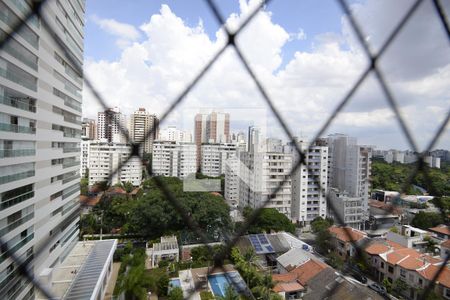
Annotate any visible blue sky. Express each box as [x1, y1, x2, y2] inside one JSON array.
[[85, 0, 343, 64], [82, 0, 450, 150]]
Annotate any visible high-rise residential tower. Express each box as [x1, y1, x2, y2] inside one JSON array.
[[97, 107, 126, 143], [194, 112, 230, 169], [81, 118, 96, 140], [129, 108, 159, 154], [0, 1, 84, 299]]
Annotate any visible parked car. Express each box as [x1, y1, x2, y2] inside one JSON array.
[[351, 272, 368, 284], [368, 283, 387, 295]]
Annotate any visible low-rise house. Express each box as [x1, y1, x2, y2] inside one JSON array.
[[272, 272, 305, 299], [329, 226, 367, 258], [386, 225, 430, 252], [441, 239, 450, 259], [364, 239, 450, 299], [276, 248, 315, 273], [429, 224, 450, 241]]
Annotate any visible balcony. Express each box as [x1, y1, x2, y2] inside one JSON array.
[[0, 95, 36, 112], [62, 161, 80, 168], [0, 212, 34, 236], [0, 170, 35, 185], [0, 191, 34, 210], [0, 233, 34, 264], [62, 147, 80, 153], [0, 149, 35, 158], [0, 123, 35, 134]]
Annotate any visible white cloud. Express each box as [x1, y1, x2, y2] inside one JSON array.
[[84, 1, 450, 150], [91, 15, 141, 48]]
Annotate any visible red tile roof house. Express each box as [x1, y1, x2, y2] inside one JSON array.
[[429, 224, 450, 241], [328, 226, 367, 259], [364, 239, 450, 300]]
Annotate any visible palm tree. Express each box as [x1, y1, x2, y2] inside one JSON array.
[[118, 265, 149, 300]]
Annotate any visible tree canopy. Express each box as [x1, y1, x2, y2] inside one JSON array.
[[243, 207, 295, 234]]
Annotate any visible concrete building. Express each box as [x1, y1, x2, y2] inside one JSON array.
[[325, 134, 371, 225], [200, 143, 237, 177], [152, 141, 197, 178], [86, 141, 142, 186], [328, 188, 365, 229], [289, 139, 328, 224], [194, 112, 230, 168], [424, 155, 440, 168], [0, 0, 84, 299], [146, 236, 179, 268], [224, 156, 239, 207], [238, 136, 292, 217], [158, 125, 192, 143], [81, 118, 96, 140], [97, 107, 126, 143], [386, 225, 430, 252], [129, 108, 158, 154]]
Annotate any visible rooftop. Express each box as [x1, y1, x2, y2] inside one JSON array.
[[276, 248, 313, 271], [429, 225, 450, 236], [329, 226, 367, 243]]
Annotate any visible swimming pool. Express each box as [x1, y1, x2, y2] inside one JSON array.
[[208, 272, 247, 297], [169, 278, 181, 291]]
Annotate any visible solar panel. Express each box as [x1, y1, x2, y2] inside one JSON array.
[[257, 234, 269, 244], [266, 245, 274, 252]]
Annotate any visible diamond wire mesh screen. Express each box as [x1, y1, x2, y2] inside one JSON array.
[[0, 0, 449, 299]]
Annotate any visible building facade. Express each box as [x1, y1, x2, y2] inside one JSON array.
[[129, 108, 158, 154], [86, 141, 142, 186], [81, 118, 96, 140], [200, 143, 237, 177], [0, 0, 85, 298], [152, 141, 197, 178], [97, 107, 126, 143], [194, 112, 230, 169], [238, 138, 293, 217], [158, 125, 192, 143], [289, 139, 328, 224]]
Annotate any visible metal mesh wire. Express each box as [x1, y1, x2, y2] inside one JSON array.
[[0, 0, 449, 299]]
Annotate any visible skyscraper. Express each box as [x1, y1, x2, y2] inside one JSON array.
[[81, 118, 97, 140], [129, 108, 159, 154], [0, 1, 84, 299], [194, 112, 230, 169]]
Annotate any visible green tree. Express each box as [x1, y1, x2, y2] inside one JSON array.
[[117, 265, 149, 300], [382, 278, 392, 294], [310, 217, 333, 233], [219, 285, 240, 300], [245, 207, 295, 234], [122, 181, 134, 193], [392, 278, 408, 297], [168, 287, 183, 300], [411, 212, 444, 230], [424, 236, 439, 254], [80, 178, 89, 195]]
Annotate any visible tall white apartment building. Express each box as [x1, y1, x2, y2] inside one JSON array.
[[97, 107, 126, 143], [152, 141, 196, 178], [80, 139, 90, 178], [158, 125, 192, 143], [224, 156, 239, 206], [86, 141, 142, 186], [200, 143, 237, 177], [0, 0, 85, 299], [325, 134, 371, 225], [129, 108, 158, 154], [238, 137, 292, 217], [288, 139, 328, 224]]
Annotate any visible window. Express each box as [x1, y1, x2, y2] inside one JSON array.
[[388, 266, 394, 274], [418, 278, 423, 286], [381, 262, 385, 269], [400, 269, 406, 278]]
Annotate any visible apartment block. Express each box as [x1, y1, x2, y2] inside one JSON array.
[[97, 107, 126, 143], [152, 141, 197, 178], [194, 112, 230, 168], [0, 0, 85, 298], [86, 141, 142, 186], [129, 108, 158, 154], [81, 118, 96, 140], [200, 143, 237, 177], [238, 137, 292, 217], [289, 139, 328, 224], [158, 125, 192, 143], [328, 188, 365, 229], [224, 156, 239, 206]]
